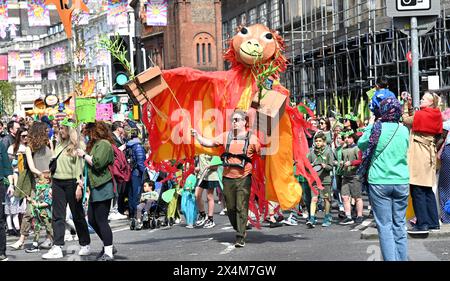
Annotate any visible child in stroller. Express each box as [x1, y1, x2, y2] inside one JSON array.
[[134, 181, 159, 230]]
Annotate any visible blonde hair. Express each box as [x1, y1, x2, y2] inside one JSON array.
[[424, 91, 441, 108], [60, 125, 84, 156]]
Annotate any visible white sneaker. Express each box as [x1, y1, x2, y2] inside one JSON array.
[[78, 245, 91, 256], [73, 235, 79, 241], [302, 210, 309, 219], [64, 232, 74, 242], [174, 218, 181, 224], [219, 209, 227, 216], [42, 245, 63, 260], [110, 213, 128, 221]]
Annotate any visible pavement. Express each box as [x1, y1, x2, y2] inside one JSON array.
[[4, 194, 450, 261]]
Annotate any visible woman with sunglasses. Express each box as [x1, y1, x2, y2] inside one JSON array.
[[191, 110, 261, 248], [318, 118, 332, 145]]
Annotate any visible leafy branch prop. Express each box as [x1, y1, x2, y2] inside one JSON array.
[[98, 34, 135, 80], [251, 52, 281, 105]]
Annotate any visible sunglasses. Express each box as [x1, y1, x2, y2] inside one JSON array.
[[232, 117, 244, 122], [21, 134, 28, 138], [320, 122, 325, 125]]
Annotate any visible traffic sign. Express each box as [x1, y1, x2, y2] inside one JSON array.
[[386, 0, 440, 18]]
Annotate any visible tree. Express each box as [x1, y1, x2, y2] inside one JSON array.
[[0, 81, 14, 116]]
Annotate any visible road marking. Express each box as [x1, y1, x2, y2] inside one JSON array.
[[148, 229, 158, 233], [219, 242, 235, 255], [200, 238, 213, 243], [351, 219, 373, 232], [112, 227, 130, 233], [221, 226, 233, 230]]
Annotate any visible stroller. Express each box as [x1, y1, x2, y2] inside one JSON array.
[[142, 181, 164, 229]]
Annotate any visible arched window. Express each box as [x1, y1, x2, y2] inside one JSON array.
[[193, 32, 215, 67]]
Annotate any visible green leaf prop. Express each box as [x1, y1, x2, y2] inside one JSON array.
[[162, 188, 176, 203]]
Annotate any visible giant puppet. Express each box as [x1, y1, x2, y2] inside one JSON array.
[[134, 24, 322, 214]]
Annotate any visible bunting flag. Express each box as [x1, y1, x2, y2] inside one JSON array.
[[146, 0, 168, 26], [107, 0, 128, 28], [0, 0, 8, 31], [52, 47, 66, 65], [28, 0, 50, 27], [33, 70, 42, 80], [8, 52, 20, 66], [31, 50, 44, 69]]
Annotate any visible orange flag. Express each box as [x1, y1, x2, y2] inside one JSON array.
[[45, 0, 89, 38]]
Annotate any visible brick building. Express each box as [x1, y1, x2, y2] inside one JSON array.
[[131, 0, 223, 72]]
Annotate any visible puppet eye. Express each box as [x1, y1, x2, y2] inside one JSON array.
[[262, 32, 274, 41], [239, 27, 249, 36]]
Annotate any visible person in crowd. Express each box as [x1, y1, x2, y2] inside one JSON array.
[[333, 132, 346, 219], [0, 121, 6, 138], [109, 121, 128, 221], [338, 129, 364, 225], [306, 132, 334, 228], [41, 118, 91, 259], [402, 91, 443, 234], [342, 114, 359, 132], [358, 97, 410, 261], [192, 110, 261, 248], [27, 176, 53, 254], [194, 154, 221, 229], [135, 181, 159, 230], [438, 111, 450, 224], [318, 118, 332, 145], [0, 141, 14, 261], [76, 121, 116, 261], [5, 128, 28, 237], [126, 128, 147, 230], [2, 121, 20, 156], [306, 118, 318, 148], [10, 121, 53, 252]]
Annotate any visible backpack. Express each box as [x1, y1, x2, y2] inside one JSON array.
[[111, 144, 131, 183]]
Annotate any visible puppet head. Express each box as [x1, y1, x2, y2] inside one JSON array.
[[224, 24, 287, 73]]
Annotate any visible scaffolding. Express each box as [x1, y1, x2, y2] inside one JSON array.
[[280, 0, 450, 117]]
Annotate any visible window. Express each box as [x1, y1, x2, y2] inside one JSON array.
[[270, 0, 280, 29], [194, 33, 215, 66], [222, 22, 229, 51], [24, 61, 31, 77], [231, 18, 237, 34], [239, 13, 247, 26], [208, 43, 212, 63], [258, 3, 268, 26], [197, 43, 200, 64], [202, 43, 206, 64], [248, 8, 257, 25]]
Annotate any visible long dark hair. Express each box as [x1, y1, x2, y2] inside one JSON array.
[[13, 127, 27, 154], [85, 121, 115, 153]]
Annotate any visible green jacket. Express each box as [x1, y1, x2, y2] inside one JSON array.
[[87, 140, 114, 189], [358, 123, 410, 185], [307, 146, 333, 185]]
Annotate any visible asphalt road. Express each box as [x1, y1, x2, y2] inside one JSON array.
[[5, 204, 447, 261]]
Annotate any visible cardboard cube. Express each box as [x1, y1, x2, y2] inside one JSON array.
[[124, 66, 168, 105], [251, 89, 287, 136]]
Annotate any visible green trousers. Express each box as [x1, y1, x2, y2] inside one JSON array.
[[222, 176, 251, 239]]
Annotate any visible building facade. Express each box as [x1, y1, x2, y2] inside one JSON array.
[[132, 0, 223, 72], [222, 0, 450, 115]]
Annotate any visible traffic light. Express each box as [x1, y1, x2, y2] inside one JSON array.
[[110, 35, 131, 93]]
